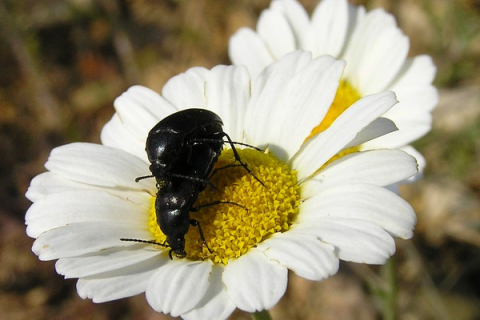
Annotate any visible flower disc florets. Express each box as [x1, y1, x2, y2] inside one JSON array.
[[148, 148, 300, 264]]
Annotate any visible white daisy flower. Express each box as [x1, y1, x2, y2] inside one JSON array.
[[229, 0, 438, 181], [26, 51, 417, 320]]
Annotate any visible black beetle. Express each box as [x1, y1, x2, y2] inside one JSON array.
[[153, 177, 206, 259], [122, 175, 243, 259], [123, 108, 262, 259], [135, 109, 260, 187], [136, 109, 223, 187]]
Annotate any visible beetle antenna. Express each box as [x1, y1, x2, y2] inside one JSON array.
[[135, 174, 154, 182], [120, 238, 167, 247]]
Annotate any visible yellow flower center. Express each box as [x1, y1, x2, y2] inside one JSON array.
[[309, 80, 363, 169], [308, 80, 362, 138], [148, 148, 300, 265]]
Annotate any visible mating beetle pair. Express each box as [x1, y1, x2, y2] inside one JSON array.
[[122, 108, 262, 259]]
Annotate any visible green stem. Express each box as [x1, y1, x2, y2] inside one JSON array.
[[251, 310, 273, 320], [381, 257, 398, 320]]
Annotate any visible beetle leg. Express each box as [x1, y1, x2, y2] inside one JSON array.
[[170, 172, 217, 190], [190, 219, 213, 253], [191, 200, 247, 212], [221, 133, 265, 186], [208, 163, 244, 180], [228, 141, 264, 152]]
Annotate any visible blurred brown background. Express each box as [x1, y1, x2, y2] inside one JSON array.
[[0, 0, 479, 319]]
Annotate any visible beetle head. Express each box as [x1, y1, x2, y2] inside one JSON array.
[[168, 236, 187, 259]]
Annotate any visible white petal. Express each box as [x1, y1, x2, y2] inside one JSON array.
[[398, 145, 426, 182], [390, 55, 437, 96], [343, 9, 409, 94], [246, 52, 344, 161], [113, 86, 176, 141], [345, 117, 398, 149], [302, 149, 418, 192], [56, 244, 162, 278], [381, 55, 437, 143], [293, 218, 396, 264], [270, 0, 311, 49], [26, 172, 79, 202], [363, 112, 432, 149], [257, 9, 296, 59], [161, 67, 210, 110], [257, 232, 339, 281], [310, 0, 349, 56], [387, 83, 438, 121], [182, 265, 236, 320], [26, 189, 150, 238], [204, 65, 250, 141], [228, 28, 275, 80], [76, 255, 165, 302], [292, 91, 397, 181], [45, 143, 155, 191], [26, 172, 151, 203], [384, 101, 435, 145], [100, 113, 148, 161], [299, 183, 417, 239], [146, 260, 213, 317], [223, 250, 287, 312], [32, 221, 152, 261], [343, 3, 367, 50]]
